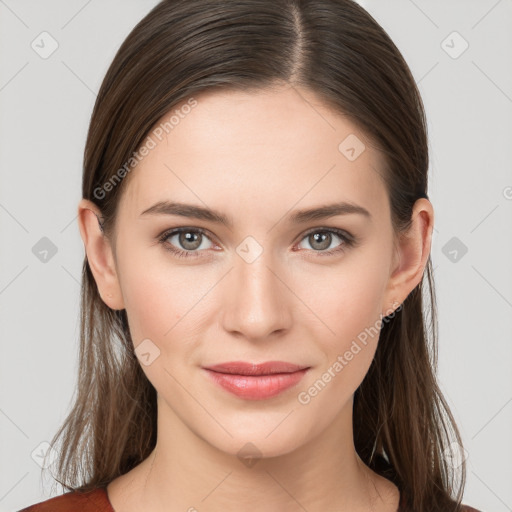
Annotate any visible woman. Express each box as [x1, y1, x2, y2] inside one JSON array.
[[19, 0, 482, 511]]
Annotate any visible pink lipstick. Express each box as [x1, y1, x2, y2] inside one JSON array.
[[202, 361, 310, 400]]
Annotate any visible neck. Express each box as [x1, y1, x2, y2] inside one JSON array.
[[111, 394, 399, 512]]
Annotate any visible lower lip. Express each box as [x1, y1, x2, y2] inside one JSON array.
[[203, 368, 309, 400]]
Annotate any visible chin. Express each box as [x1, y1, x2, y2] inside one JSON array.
[[198, 417, 314, 463]]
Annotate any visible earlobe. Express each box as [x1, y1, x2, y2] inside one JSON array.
[[382, 198, 434, 316], [77, 199, 125, 310]]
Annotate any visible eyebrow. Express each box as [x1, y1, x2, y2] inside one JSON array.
[[139, 200, 372, 227]]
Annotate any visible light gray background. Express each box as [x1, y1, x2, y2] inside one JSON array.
[[1, 1, 511, 511]]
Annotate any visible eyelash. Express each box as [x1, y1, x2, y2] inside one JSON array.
[[157, 227, 357, 259]]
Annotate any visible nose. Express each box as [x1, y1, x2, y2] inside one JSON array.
[[220, 247, 293, 342]]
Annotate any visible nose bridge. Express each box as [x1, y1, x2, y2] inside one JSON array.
[[221, 237, 291, 339]]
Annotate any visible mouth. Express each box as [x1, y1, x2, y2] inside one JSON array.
[[202, 361, 311, 400]]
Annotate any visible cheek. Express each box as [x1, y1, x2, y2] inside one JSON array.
[[117, 245, 203, 349], [118, 262, 208, 399], [298, 247, 390, 393], [308, 255, 389, 341], [297, 267, 385, 411]]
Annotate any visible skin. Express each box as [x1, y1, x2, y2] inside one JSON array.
[[78, 84, 434, 512]]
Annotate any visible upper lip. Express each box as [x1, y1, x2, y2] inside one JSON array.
[[203, 361, 309, 375]]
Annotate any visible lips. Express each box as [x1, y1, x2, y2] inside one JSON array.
[[202, 361, 310, 400], [204, 360, 308, 375]]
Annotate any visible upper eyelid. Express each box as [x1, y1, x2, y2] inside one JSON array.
[[161, 226, 215, 243], [300, 226, 351, 237]]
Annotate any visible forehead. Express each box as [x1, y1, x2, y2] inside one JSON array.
[[118, 85, 388, 223]]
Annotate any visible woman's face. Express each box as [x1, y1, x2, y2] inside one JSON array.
[[88, 85, 423, 458]]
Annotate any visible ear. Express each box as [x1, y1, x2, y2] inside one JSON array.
[[77, 198, 125, 311], [382, 198, 434, 317]]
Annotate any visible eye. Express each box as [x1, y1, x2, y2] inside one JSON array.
[[158, 227, 215, 259], [295, 228, 355, 256], [158, 226, 357, 260]]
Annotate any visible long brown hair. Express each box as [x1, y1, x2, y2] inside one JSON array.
[[47, 1, 467, 510]]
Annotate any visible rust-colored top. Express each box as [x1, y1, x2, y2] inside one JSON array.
[[18, 487, 482, 511], [18, 488, 114, 512]]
